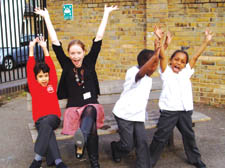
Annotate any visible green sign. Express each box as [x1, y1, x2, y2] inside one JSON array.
[[63, 4, 73, 20]]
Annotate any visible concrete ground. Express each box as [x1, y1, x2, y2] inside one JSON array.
[[0, 95, 225, 168]]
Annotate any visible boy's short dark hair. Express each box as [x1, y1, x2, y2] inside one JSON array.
[[33, 62, 50, 79], [137, 49, 155, 68]]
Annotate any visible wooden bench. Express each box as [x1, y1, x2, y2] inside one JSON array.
[[27, 77, 211, 144], [28, 110, 211, 143]]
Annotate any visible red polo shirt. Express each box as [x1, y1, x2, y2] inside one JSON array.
[[27, 56, 61, 122]]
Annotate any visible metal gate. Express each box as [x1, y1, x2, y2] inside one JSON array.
[[0, 0, 47, 87]]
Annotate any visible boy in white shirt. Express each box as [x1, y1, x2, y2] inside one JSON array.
[[110, 38, 162, 168]]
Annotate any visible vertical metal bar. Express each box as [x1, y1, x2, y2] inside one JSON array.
[[36, 0, 41, 61], [25, 0, 33, 76], [12, 0, 20, 80], [19, 0, 27, 79], [16, 0, 24, 79], [3, 0, 11, 81], [37, 0, 41, 35], [28, 0, 33, 36], [33, 0, 37, 37], [40, 0, 43, 9], [38, 0, 44, 61], [7, 0, 16, 81], [24, 0, 30, 41], [32, 0, 39, 61], [36, 0, 39, 36], [37, 0, 43, 62], [43, 0, 47, 10], [39, 0, 44, 36], [24, 0, 30, 77], [15, 1, 23, 78], [43, 0, 49, 51], [0, 1, 6, 83]]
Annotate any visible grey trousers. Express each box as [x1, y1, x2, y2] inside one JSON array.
[[149, 110, 202, 167], [114, 115, 151, 168], [35, 114, 61, 166]]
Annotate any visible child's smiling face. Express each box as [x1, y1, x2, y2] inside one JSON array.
[[170, 52, 187, 73], [36, 70, 49, 87]]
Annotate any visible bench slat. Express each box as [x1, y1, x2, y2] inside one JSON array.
[[28, 111, 211, 143]]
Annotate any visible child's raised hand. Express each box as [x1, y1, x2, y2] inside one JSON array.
[[154, 38, 162, 57], [205, 28, 214, 43], [154, 25, 164, 40], [34, 8, 49, 18], [29, 38, 38, 57], [165, 31, 172, 46], [189, 28, 214, 68], [37, 36, 47, 49], [29, 37, 38, 48], [104, 5, 119, 14], [154, 39, 162, 60], [154, 38, 161, 50]]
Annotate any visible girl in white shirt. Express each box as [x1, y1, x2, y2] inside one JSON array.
[[149, 27, 213, 168]]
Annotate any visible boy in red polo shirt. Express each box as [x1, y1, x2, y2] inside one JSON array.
[[27, 37, 67, 168]]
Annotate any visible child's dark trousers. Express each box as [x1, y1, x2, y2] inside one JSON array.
[[149, 110, 202, 167], [35, 114, 61, 166], [114, 115, 151, 168]]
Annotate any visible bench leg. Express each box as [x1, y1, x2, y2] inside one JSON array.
[[167, 131, 174, 147]]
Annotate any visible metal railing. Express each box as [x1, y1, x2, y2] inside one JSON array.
[[0, 0, 47, 85]]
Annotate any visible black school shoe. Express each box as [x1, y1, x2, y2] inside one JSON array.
[[111, 141, 121, 163], [74, 128, 85, 159], [193, 160, 206, 168], [56, 162, 68, 168], [29, 160, 42, 168]]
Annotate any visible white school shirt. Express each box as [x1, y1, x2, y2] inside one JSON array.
[[159, 63, 194, 111], [113, 66, 152, 122]]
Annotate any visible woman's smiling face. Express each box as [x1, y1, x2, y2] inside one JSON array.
[[170, 52, 187, 73], [68, 44, 85, 68]]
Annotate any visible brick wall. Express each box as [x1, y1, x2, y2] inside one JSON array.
[[47, 0, 225, 107], [146, 0, 225, 107], [48, 0, 146, 80]]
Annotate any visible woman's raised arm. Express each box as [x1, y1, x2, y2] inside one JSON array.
[[94, 5, 118, 42]]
